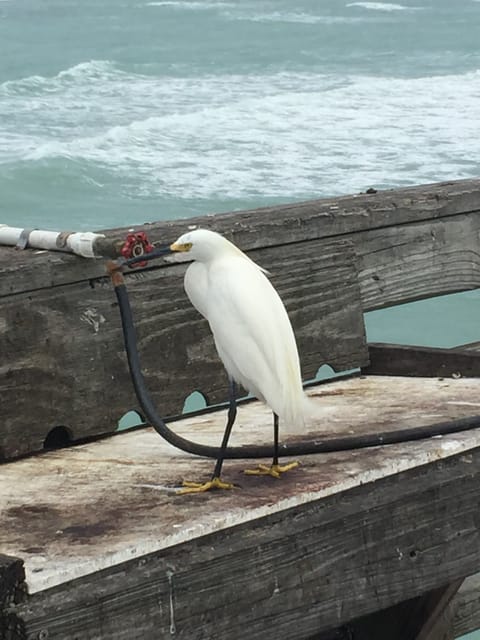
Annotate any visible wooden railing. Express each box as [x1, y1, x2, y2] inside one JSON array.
[[1, 178, 479, 460]]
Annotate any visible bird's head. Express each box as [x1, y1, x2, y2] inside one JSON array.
[[170, 229, 237, 262]]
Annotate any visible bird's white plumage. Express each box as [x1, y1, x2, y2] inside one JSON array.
[[172, 229, 308, 432]]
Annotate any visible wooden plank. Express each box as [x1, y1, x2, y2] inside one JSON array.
[[9, 445, 480, 640], [1, 178, 479, 298], [1, 181, 480, 460], [1, 375, 480, 594], [363, 344, 480, 378], [0, 554, 26, 640], [354, 211, 480, 311], [0, 239, 367, 460]]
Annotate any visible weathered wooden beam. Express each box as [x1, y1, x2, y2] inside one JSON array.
[[2, 179, 480, 458], [1, 178, 479, 299], [10, 448, 480, 640], [0, 555, 27, 640], [354, 211, 480, 310], [3, 375, 479, 594], [363, 343, 480, 378]]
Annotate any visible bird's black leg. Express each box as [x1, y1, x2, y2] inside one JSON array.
[[244, 411, 299, 478], [212, 378, 237, 479], [272, 412, 280, 466], [179, 378, 237, 493]]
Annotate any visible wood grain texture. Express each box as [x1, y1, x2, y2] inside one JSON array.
[[354, 212, 480, 311], [10, 448, 480, 640], [1, 178, 479, 298], [0, 239, 367, 460]]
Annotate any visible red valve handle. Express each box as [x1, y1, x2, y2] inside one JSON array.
[[120, 232, 154, 268]]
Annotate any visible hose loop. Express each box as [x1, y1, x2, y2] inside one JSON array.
[[112, 277, 480, 459]]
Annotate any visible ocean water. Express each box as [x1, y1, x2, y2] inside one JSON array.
[[1, 0, 480, 229], [1, 1, 480, 634]]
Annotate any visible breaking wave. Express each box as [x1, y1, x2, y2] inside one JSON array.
[[3, 60, 479, 204], [144, 1, 234, 9], [346, 2, 421, 10], [232, 12, 370, 24]]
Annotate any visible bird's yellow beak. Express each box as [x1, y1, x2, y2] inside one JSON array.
[[170, 242, 192, 252]]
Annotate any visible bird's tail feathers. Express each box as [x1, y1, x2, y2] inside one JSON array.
[[280, 394, 317, 435]]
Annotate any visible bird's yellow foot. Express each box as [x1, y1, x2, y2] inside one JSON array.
[[177, 477, 235, 494], [244, 461, 300, 479]]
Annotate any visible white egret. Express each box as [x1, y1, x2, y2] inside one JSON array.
[[170, 229, 309, 493]]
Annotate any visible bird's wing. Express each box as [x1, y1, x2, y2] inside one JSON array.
[[184, 261, 209, 319], [184, 258, 271, 395], [206, 256, 304, 426]]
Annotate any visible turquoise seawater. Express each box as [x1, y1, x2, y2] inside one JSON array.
[[1, 1, 479, 635], [1, 0, 480, 228]]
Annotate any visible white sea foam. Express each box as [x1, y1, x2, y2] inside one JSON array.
[[2, 60, 480, 201], [232, 12, 368, 24], [346, 2, 417, 10], [1, 60, 118, 95], [56, 59, 117, 80], [145, 1, 234, 8]]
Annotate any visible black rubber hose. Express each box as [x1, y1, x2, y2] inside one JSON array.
[[121, 246, 176, 267], [115, 281, 480, 459]]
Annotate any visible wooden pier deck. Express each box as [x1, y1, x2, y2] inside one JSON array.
[[2, 178, 480, 639], [2, 376, 480, 638], [2, 375, 480, 593]]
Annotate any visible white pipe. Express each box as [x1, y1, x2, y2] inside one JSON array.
[[0, 225, 106, 258]]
